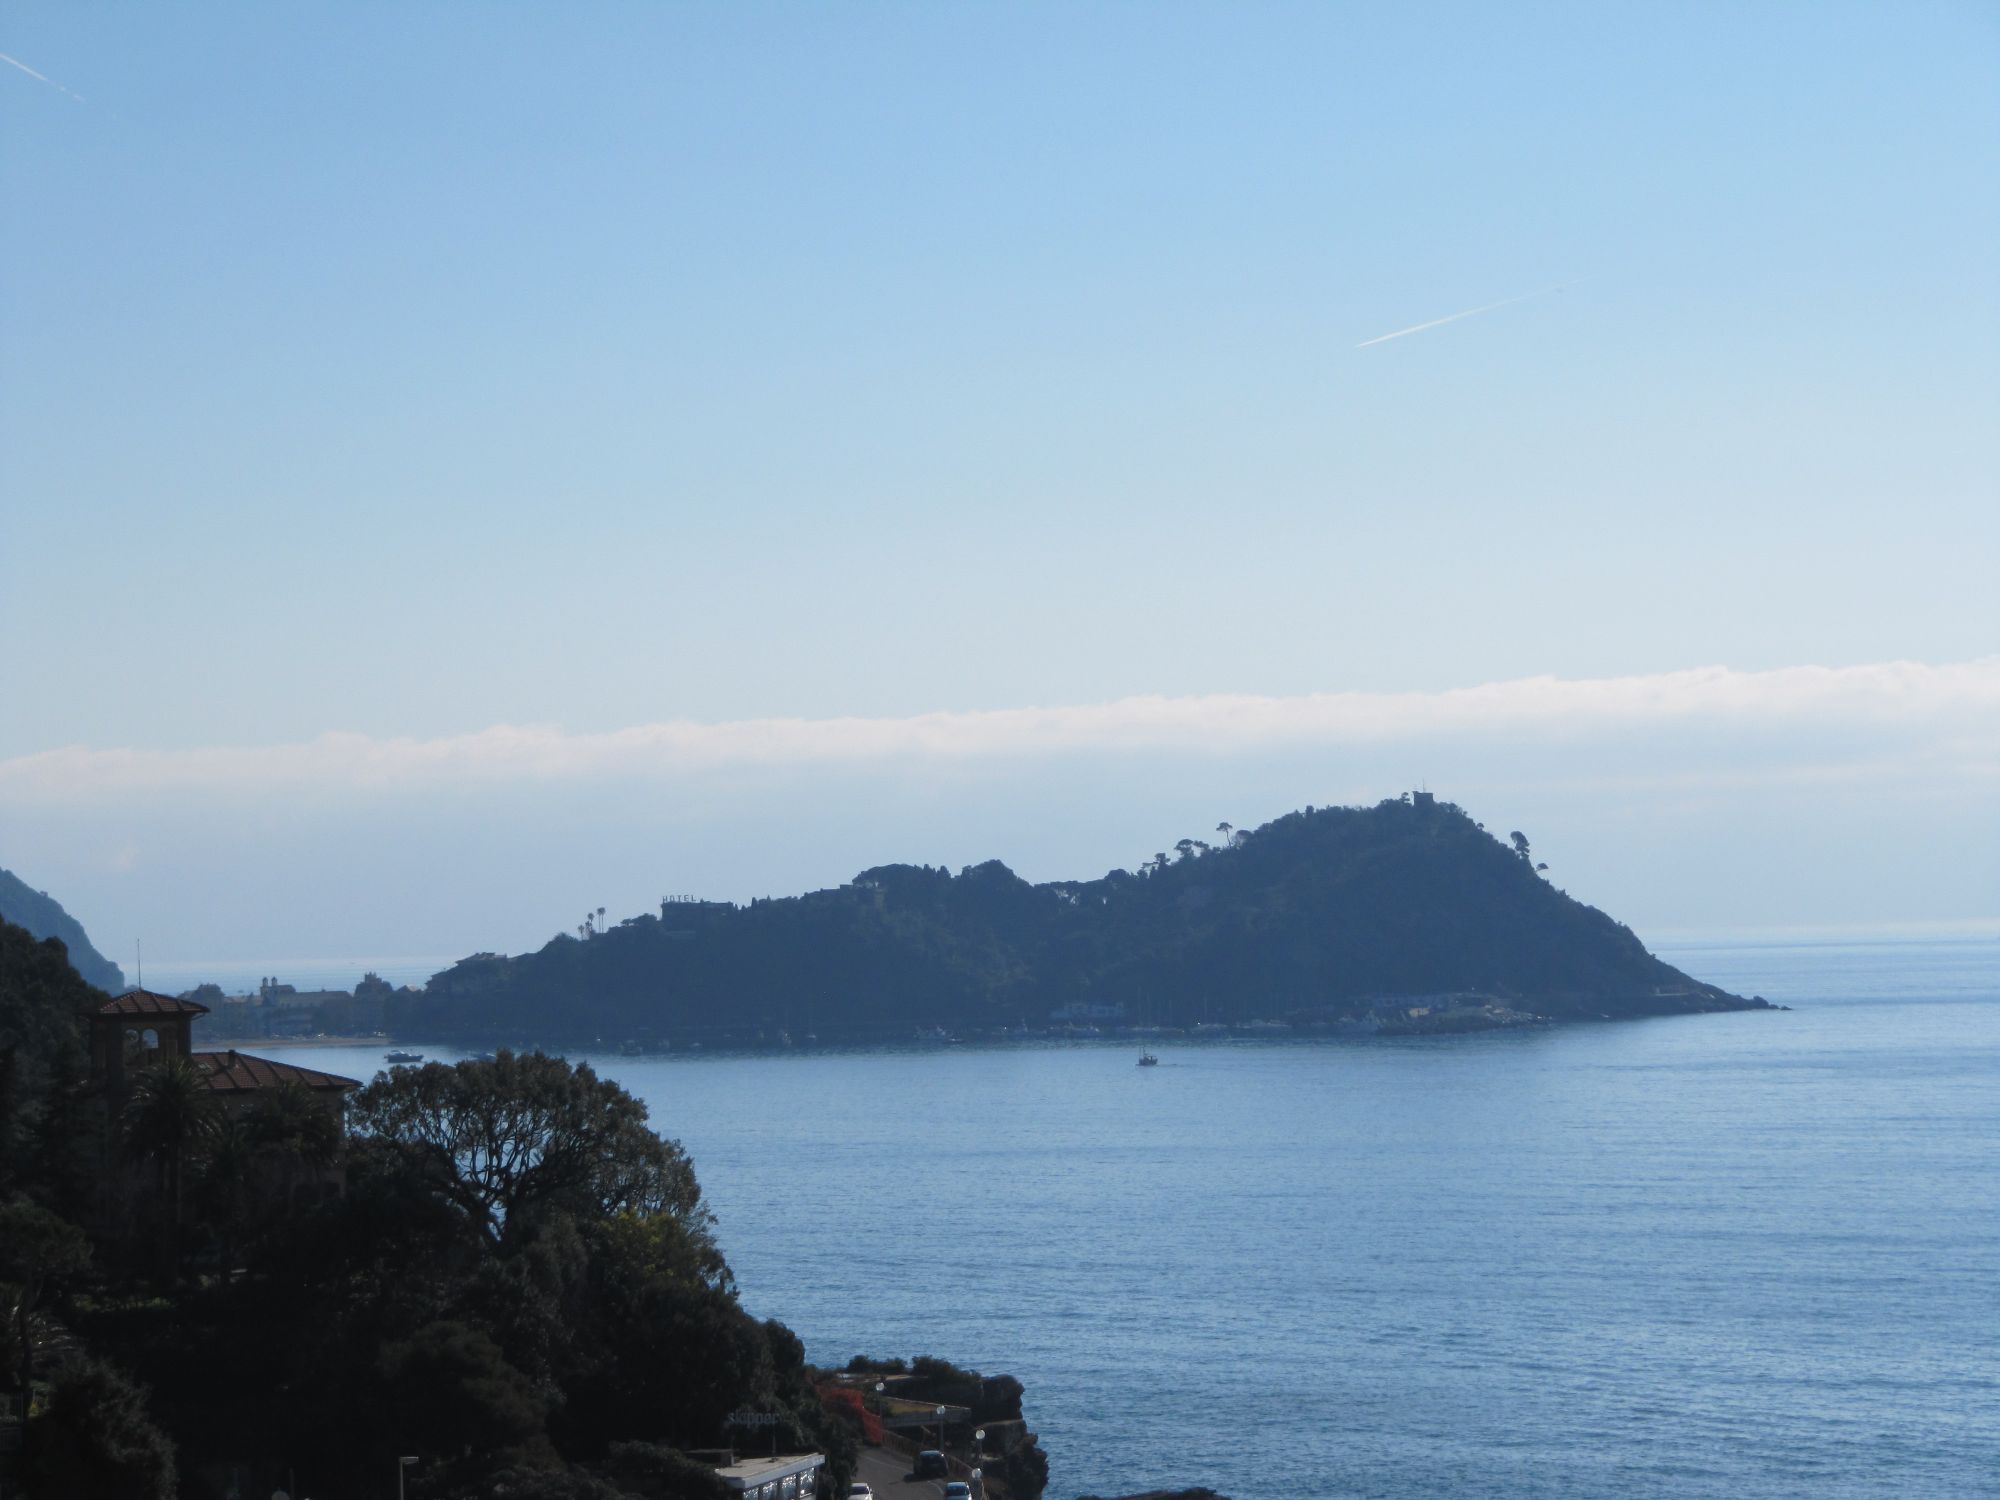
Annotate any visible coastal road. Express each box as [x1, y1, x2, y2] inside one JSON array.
[[853, 1445, 950, 1500]]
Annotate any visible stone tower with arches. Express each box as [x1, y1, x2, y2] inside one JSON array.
[[86, 989, 211, 1103]]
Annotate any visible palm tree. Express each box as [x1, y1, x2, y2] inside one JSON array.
[[192, 1116, 256, 1279], [122, 1056, 220, 1282], [246, 1082, 341, 1205]]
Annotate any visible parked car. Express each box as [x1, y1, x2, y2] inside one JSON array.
[[847, 1485, 874, 1500], [914, 1450, 948, 1479], [943, 1484, 972, 1500]]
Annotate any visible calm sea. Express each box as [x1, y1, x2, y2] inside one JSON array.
[[293, 935, 1999, 1499]]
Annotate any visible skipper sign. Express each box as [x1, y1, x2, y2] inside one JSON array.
[[727, 1409, 780, 1428]]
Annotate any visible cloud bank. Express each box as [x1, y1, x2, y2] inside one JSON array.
[[7, 659, 1995, 803]]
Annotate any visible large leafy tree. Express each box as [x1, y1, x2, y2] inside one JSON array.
[[23, 1048, 98, 1222], [379, 1319, 550, 1457], [350, 1052, 716, 1258], [24, 1355, 177, 1500], [0, 1199, 91, 1393], [50, 1050, 871, 1499]]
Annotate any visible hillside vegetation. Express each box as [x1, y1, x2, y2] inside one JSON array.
[[403, 796, 1760, 1044], [0, 869, 125, 994], [0, 909, 878, 1499]]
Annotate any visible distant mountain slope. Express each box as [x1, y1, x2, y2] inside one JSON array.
[[402, 796, 1764, 1044], [0, 867, 125, 992]]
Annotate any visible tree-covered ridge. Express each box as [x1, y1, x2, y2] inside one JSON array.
[[0, 868, 125, 994], [404, 795, 1758, 1044]]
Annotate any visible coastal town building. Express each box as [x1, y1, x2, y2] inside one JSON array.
[[88, 988, 208, 1097], [176, 974, 398, 1040], [85, 989, 359, 1202], [86, 989, 357, 1116], [75, 990, 361, 1251], [710, 1451, 825, 1500], [1049, 1001, 1125, 1023]]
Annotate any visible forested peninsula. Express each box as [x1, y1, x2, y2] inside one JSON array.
[[402, 795, 1765, 1046]]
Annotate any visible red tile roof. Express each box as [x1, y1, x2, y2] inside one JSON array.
[[191, 1051, 359, 1094], [94, 989, 210, 1017]]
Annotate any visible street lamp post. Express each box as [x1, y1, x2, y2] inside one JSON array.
[[936, 1405, 947, 1458], [396, 1455, 418, 1500]]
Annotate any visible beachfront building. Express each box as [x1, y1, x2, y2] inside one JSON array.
[[710, 1452, 825, 1500], [86, 989, 359, 1119], [83, 991, 362, 1239], [74, 989, 364, 1260]]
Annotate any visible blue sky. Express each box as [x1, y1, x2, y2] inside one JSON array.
[[3, 4, 1996, 973]]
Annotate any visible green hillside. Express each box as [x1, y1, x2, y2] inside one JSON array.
[[0, 868, 125, 993], [402, 795, 1761, 1043]]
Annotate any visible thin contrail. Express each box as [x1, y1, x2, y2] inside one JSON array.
[[1357, 285, 1562, 349], [0, 51, 85, 103]]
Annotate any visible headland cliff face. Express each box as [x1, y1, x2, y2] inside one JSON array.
[[399, 796, 1765, 1045]]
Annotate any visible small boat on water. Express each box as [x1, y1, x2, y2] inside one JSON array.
[[1138, 1049, 1158, 1067], [384, 1049, 424, 1064]]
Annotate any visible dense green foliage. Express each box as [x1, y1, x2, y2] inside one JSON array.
[[351, 1052, 716, 1254], [0, 1201, 91, 1393], [22, 1354, 177, 1500], [405, 797, 1751, 1043], [60, 1054, 859, 1498], [0, 916, 102, 1199], [0, 912, 860, 1500], [0, 869, 125, 993]]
